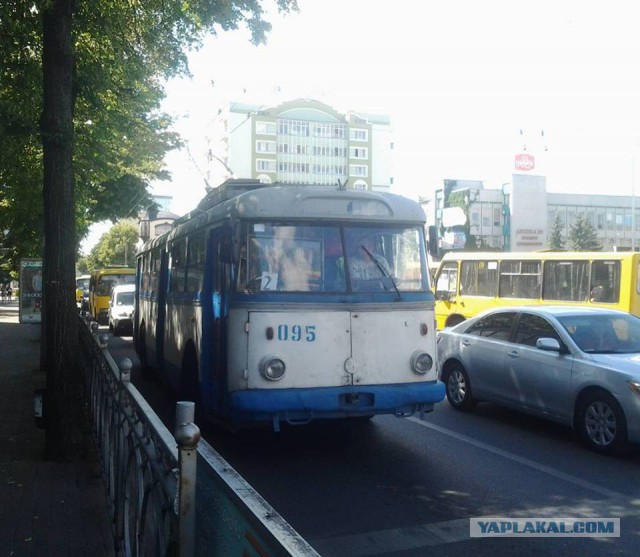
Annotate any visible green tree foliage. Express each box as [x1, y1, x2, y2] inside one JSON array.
[[1, 0, 298, 460], [76, 257, 90, 275], [548, 214, 565, 250], [1, 0, 298, 274], [568, 214, 601, 251], [87, 222, 138, 269]]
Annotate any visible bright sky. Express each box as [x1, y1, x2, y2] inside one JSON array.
[[82, 0, 640, 253]]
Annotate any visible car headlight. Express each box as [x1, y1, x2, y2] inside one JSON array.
[[410, 351, 433, 375], [259, 356, 286, 381]]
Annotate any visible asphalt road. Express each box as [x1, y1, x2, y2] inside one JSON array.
[[106, 330, 640, 557]]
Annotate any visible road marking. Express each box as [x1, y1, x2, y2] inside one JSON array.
[[408, 417, 623, 499], [312, 419, 636, 556], [311, 497, 640, 556]]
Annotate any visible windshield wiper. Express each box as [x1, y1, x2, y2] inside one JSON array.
[[361, 246, 402, 301]]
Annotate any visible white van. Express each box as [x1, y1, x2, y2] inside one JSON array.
[[108, 283, 135, 336]]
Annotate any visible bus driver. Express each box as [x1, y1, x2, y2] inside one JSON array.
[[346, 235, 392, 288]]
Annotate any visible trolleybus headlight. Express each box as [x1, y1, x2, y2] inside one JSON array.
[[410, 351, 433, 375], [259, 356, 286, 381]]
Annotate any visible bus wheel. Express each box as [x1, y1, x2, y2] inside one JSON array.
[[576, 391, 629, 455], [442, 363, 477, 411], [446, 315, 465, 328]]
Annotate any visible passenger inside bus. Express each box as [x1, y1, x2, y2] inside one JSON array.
[[346, 235, 393, 290], [589, 285, 604, 302]]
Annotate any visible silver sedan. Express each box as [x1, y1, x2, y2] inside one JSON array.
[[437, 305, 640, 455]]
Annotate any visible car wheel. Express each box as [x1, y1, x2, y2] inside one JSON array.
[[577, 391, 629, 455], [442, 363, 476, 411]]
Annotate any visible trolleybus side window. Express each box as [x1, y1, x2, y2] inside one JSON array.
[[186, 232, 206, 293], [170, 240, 186, 293], [150, 248, 161, 294], [140, 254, 150, 292]]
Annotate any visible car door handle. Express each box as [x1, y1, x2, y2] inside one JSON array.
[[507, 350, 520, 358]]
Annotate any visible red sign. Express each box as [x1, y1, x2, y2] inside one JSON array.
[[515, 153, 535, 172]]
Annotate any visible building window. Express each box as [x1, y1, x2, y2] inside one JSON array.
[[349, 165, 368, 177], [349, 146, 368, 159], [493, 207, 501, 227], [256, 121, 277, 135], [350, 128, 368, 141], [278, 119, 311, 136], [256, 140, 276, 153], [256, 159, 276, 172]]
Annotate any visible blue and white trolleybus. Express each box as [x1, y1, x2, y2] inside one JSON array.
[[134, 180, 444, 430]]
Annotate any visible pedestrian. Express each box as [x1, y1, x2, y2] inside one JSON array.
[[7, 284, 13, 300], [0, 284, 5, 301]]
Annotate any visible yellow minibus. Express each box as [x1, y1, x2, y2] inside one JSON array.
[[89, 267, 135, 324], [434, 251, 640, 329]]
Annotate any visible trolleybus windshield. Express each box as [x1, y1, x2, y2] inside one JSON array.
[[237, 223, 427, 293]]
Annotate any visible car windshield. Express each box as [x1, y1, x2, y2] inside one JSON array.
[[96, 273, 135, 296], [558, 313, 640, 354], [76, 278, 89, 291], [116, 292, 134, 306], [237, 223, 428, 293]]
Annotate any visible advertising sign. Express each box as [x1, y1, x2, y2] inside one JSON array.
[[19, 258, 43, 324], [515, 153, 535, 172]]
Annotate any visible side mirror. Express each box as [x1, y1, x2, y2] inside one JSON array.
[[536, 337, 561, 352], [427, 226, 439, 258]]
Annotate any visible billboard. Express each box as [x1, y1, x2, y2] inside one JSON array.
[[19, 258, 43, 324]]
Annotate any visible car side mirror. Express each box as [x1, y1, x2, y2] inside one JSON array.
[[536, 337, 561, 352]]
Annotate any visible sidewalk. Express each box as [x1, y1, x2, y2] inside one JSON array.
[[0, 300, 115, 556]]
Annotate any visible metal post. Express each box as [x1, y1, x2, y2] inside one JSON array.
[[118, 358, 132, 384], [174, 401, 201, 557]]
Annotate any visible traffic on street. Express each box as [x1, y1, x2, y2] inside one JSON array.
[[105, 326, 640, 557]]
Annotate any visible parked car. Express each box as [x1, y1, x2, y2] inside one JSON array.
[[108, 284, 135, 336], [437, 305, 640, 455]]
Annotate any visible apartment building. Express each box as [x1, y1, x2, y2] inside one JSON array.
[[220, 99, 393, 192]]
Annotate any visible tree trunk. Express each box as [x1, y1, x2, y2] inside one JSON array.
[[41, 0, 84, 461]]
